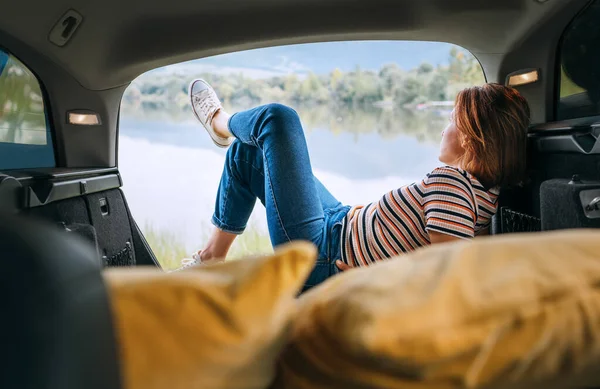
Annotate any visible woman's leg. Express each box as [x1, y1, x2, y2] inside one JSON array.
[[313, 176, 342, 210], [203, 103, 335, 260]]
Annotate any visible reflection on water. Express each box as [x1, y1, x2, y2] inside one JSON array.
[[122, 102, 449, 143], [120, 104, 446, 180], [119, 104, 447, 261]]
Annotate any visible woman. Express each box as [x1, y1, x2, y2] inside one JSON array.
[[185, 79, 530, 290]]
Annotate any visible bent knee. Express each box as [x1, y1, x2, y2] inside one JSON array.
[[227, 139, 257, 161], [263, 103, 300, 123]]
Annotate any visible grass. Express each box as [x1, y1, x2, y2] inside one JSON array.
[[560, 66, 586, 98], [142, 222, 273, 271], [142, 224, 189, 271]]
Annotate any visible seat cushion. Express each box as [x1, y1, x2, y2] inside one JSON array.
[[104, 241, 316, 389], [275, 230, 600, 389]]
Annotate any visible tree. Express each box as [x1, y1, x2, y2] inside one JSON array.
[[283, 74, 300, 97], [448, 47, 465, 82], [352, 70, 383, 104], [417, 62, 434, 75], [216, 83, 235, 102], [121, 45, 486, 114], [379, 63, 403, 98], [297, 73, 328, 103], [427, 74, 448, 101], [332, 75, 355, 104], [330, 68, 344, 90], [395, 76, 423, 106], [447, 48, 484, 85], [0, 57, 46, 143], [463, 55, 485, 85]]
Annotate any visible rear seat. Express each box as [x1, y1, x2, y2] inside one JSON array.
[[0, 173, 22, 214], [490, 185, 541, 234], [490, 176, 600, 234], [540, 177, 600, 231], [1, 212, 122, 389]]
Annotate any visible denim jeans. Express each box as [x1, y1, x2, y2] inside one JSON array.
[[212, 103, 350, 291]]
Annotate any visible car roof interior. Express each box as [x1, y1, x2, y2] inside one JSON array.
[[0, 0, 583, 90], [0, 0, 591, 168]]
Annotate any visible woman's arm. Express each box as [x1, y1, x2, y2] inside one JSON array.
[[336, 232, 462, 271]]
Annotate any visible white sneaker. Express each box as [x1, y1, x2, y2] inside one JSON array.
[[179, 257, 200, 269], [189, 79, 233, 148], [170, 250, 225, 272], [169, 253, 200, 272]]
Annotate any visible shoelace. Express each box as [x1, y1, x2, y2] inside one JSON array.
[[180, 256, 199, 269], [193, 90, 219, 125], [173, 252, 225, 272]]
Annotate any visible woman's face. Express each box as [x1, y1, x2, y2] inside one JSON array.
[[439, 111, 465, 167]]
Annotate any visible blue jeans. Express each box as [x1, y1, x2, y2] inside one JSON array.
[[212, 103, 350, 291]]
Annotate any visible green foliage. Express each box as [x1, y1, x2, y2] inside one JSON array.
[[142, 223, 189, 271], [427, 74, 448, 101], [560, 65, 586, 98], [395, 76, 424, 106], [379, 63, 404, 98], [123, 47, 485, 113], [227, 226, 273, 259], [143, 222, 272, 271], [0, 54, 47, 145], [417, 62, 434, 74]]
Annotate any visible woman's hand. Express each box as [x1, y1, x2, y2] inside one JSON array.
[[336, 260, 352, 272]]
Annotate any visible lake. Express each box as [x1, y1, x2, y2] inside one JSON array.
[[118, 105, 447, 267]]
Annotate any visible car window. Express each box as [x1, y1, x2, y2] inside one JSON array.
[[119, 41, 485, 270], [0, 49, 55, 169], [557, 0, 600, 120]]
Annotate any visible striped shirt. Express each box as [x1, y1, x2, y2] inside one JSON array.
[[340, 166, 500, 267]]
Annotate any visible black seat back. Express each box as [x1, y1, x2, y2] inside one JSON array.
[[0, 213, 122, 389], [0, 169, 159, 268], [540, 178, 600, 230], [490, 185, 541, 234], [0, 173, 23, 213]]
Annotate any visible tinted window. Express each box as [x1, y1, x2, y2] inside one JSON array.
[[0, 49, 55, 169], [557, 0, 600, 120]]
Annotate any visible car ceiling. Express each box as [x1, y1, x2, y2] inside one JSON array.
[[0, 0, 582, 91]]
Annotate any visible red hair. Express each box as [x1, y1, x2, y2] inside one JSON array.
[[454, 83, 530, 188]]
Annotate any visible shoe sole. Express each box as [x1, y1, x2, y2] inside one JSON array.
[[188, 79, 232, 148]]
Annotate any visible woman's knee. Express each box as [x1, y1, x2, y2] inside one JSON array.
[[259, 103, 303, 140], [262, 103, 300, 124]]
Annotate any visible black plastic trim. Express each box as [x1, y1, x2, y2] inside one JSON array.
[[5, 167, 119, 181], [529, 115, 600, 134], [25, 173, 122, 208], [529, 116, 600, 154]]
